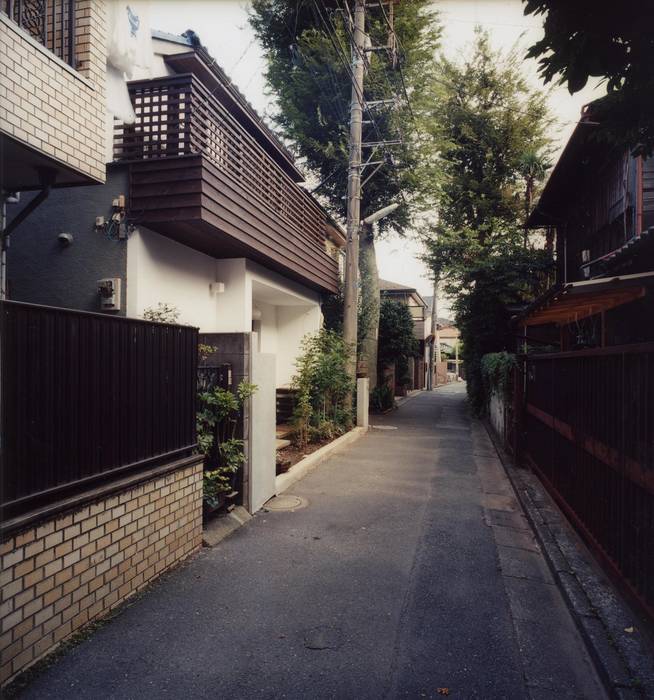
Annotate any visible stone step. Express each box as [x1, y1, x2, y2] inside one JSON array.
[[276, 423, 294, 439], [276, 438, 292, 451]]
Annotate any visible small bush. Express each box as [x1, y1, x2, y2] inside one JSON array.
[[480, 351, 517, 404], [371, 384, 395, 412], [291, 329, 353, 449]]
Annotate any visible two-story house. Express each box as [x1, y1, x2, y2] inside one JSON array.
[[6, 27, 342, 383], [520, 104, 654, 348], [379, 279, 428, 391], [514, 103, 654, 621], [5, 26, 344, 516]]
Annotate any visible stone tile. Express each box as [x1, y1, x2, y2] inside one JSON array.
[[513, 613, 606, 698], [487, 508, 531, 531], [492, 525, 540, 553], [498, 545, 554, 584], [482, 493, 520, 512]]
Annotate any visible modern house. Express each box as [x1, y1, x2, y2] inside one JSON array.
[[379, 279, 428, 391], [513, 104, 654, 620], [6, 28, 342, 388]]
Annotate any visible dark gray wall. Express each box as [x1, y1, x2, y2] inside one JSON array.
[[6, 165, 129, 314], [199, 333, 252, 507]]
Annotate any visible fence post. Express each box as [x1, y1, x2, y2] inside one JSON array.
[[357, 377, 369, 429]]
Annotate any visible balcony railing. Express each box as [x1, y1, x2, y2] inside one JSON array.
[[3, 0, 76, 67], [114, 73, 328, 250]]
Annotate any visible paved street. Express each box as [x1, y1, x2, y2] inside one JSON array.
[[20, 385, 606, 699]]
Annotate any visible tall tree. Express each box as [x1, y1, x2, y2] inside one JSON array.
[[523, 0, 654, 155], [249, 0, 442, 388], [423, 31, 554, 413]]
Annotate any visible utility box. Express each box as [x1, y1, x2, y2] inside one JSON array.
[[97, 278, 121, 311]]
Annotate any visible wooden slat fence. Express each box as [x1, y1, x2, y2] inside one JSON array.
[[522, 343, 654, 618], [1, 300, 198, 520]]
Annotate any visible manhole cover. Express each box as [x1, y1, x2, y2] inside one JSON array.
[[371, 425, 398, 430], [304, 625, 343, 650], [264, 495, 308, 512]]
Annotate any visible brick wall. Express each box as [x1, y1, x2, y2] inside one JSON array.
[[0, 460, 203, 686], [0, 0, 106, 183]]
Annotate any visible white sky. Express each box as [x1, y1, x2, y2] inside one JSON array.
[[149, 0, 604, 304]]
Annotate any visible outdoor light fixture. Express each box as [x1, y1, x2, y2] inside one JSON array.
[[362, 202, 399, 226]]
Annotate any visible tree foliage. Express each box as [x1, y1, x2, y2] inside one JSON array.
[[378, 298, 418, 370], [249, 0, 443, 229], [423, 31, 554, 414], [523, 0, 654, 155]]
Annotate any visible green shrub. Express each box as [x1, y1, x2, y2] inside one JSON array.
[[480, 352, 517, 404], [197, 380, 257, 507], [291, 329, 353, 449], [371, 384, 395, 412]]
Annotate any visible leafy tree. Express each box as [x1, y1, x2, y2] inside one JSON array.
[[378, 298, 418, 387], [423, 31, 554, 414], [523, 0, 654, 155], [249, 0, 443, 386]]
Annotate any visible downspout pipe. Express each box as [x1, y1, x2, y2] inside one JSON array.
[[1, 168, 56, 300]]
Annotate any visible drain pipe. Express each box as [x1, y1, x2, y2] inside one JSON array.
[[1, 169, 56, 300]]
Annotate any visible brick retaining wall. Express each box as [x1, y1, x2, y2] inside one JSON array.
[[0, 459, 203, 686]]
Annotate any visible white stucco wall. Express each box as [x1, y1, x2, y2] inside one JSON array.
[[126, 228, 323, 385]]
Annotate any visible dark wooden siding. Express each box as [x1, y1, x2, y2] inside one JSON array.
[[643, 157, 654, 230], [116, 74, 339, 294], [129, 155, 339, 293], [1, 301, 198, 521]]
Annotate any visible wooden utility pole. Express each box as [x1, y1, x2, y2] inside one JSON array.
[[342, 0, 366, 389]]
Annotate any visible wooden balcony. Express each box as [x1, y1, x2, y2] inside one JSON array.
[[114, 74, 339, 294]]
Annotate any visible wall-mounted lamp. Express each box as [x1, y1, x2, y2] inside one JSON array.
[[57, 232, 74, 246], [209, 282, 225, 294]]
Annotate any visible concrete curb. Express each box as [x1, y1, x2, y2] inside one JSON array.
[[202, 506, 252, 548], [275, 426, 368, 495], [394, 389, 423, 408], [483, 420, 654, 700]]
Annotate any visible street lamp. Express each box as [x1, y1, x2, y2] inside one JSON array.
[[361, 202, 399, 226]]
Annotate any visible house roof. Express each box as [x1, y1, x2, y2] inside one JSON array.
[[513, 271, 654, 327], [153, 29, 304, 183], [379, 279, 416, 292], [527, 103, 609, 229], [379, 279, 428, 309]]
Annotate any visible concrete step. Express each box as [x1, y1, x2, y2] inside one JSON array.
[[276, 438, 292, 451], [276, 423, 294, 439]]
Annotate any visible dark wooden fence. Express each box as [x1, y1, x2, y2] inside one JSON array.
[[1, 300, 198, 521], [521, 343, 654, 618]]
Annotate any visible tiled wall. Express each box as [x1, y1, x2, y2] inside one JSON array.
[[0, 460, 203, 686], [0, 0, 106, 183]]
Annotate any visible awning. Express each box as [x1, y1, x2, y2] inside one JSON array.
[[516, 272, 654, 327]]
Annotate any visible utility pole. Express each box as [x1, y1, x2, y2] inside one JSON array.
[[342, 0, 366, 390], [427, 277, 437, 390]]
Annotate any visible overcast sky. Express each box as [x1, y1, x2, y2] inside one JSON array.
[[150, 0, 604, 303]]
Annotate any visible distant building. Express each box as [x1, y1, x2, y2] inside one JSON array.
[[379, 279, 428, 390]]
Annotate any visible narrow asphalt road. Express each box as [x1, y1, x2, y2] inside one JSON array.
[[20, 384, 606, 699]]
